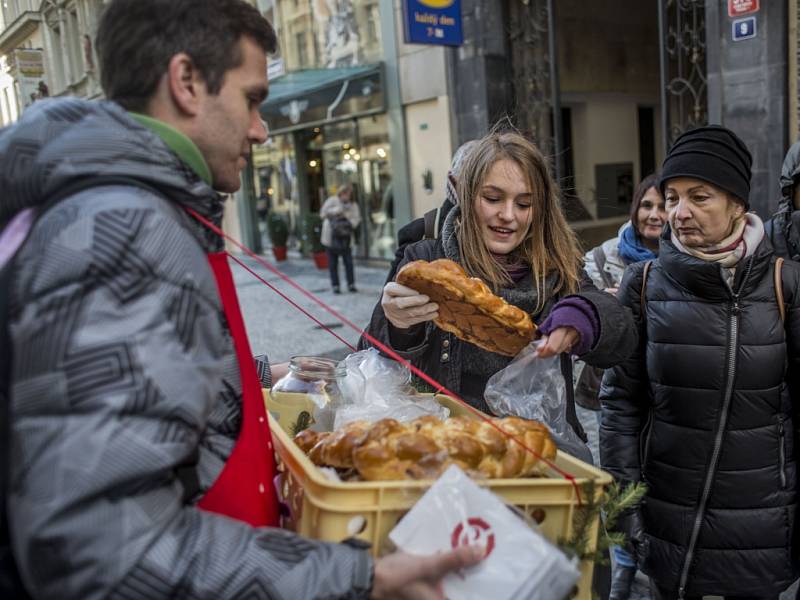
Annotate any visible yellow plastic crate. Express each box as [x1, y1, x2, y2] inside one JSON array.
[[265, 390, 611, 599]]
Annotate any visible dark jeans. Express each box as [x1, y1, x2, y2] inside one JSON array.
[[651, 583, 777, 600], [326, 246, 354, 288]]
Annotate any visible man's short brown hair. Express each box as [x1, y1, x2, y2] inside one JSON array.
[[96, 0, 277, 112]]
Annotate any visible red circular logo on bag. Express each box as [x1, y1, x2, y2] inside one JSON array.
[[451, 517, 496, 558]]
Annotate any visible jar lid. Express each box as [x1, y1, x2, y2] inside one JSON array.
[[288, 356, 345, 380]]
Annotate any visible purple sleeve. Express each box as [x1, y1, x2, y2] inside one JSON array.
[[538, 295, 600, 356]]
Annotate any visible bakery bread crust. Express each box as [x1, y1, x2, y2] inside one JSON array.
[[296, 415, 557, 481], [396, 258, 536, 357]]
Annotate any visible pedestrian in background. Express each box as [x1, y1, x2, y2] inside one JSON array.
[[579, 173, 666, 600], [765, 140, 800, 261], [321, 183, 361, 293], [601, 125, 800, 599]]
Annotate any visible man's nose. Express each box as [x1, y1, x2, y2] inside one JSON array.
[[250, 114, 269, 145]]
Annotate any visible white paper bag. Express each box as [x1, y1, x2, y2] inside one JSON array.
[[389, 465, 579, 600]]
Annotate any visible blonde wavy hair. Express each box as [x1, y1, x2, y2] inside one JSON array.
[[456, 130, 582, 312]]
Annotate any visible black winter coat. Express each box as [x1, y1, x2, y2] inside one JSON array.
[[765, 142, 800, 260], [600, 230, 800, 597], [362, 209, 637, 429]]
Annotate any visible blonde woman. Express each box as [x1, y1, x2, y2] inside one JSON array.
[[363, 130, 636, 439]]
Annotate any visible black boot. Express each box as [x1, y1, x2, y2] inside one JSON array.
[[608, 565, 635, 600]]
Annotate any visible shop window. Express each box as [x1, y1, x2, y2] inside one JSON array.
[[595, 163, 634, 219], [638, 106, 656, 178], [296, 31, 308, 67], [252, 135, 299, 246], [1, 87, 11, 126], [356, 114, 393, 259], [67, 9, 83, 81]]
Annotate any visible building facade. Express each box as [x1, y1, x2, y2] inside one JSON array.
[[447, 0, 793, 246], [0, 0, 105, 128], [3, 1, 797, 256], [251, 0, 459, 260]]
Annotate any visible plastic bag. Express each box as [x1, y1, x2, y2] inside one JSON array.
[[484, 342, 591, 462], [389, 465, 580, 600], [333, 348, 449, 429]]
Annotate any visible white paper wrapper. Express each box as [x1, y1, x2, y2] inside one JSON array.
[[389, 465, 579, 600]]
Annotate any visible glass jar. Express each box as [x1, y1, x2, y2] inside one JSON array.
[[271, 356, 346, 432]]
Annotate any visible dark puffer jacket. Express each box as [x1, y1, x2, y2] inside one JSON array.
[[362, 207, 638, 419], [600, 230, 800, 597], [765, 141, 800, 260]]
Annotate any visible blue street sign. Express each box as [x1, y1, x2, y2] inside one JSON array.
[[403, 0, 463, 47], [732, 16, 757, 42]]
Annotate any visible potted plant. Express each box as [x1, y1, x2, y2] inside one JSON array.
[[304, 213, 328, 269], [267, 212, 289, 262]]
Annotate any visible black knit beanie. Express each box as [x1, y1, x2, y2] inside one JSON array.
[[659, 125, 752, 209]]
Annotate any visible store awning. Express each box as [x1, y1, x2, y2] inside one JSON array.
[[262, 64, 384, 134]]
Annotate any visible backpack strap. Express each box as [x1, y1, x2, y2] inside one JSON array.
[[592, 246, 616, 289], [775, 257, 786, 323], [640, 260, 653, 319], [560, 353, 588, 443], [422, 207, 441, 240]]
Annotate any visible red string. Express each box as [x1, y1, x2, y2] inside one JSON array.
[[227, 253, 357, 352], [186, 207, 583, 502]]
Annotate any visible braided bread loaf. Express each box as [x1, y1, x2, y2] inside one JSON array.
[[396, 258, 536, 357], [294, 415, 557, 481]]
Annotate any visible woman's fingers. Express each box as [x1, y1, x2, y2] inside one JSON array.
[[394, 294, 433, 309], [384, 282, 424, 297], [535, 327, 579, 357], [382, 282, 439, 329]]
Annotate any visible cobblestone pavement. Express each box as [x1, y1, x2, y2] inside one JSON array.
[[237, 252, 798, 600], [235, 251, 390, 363]]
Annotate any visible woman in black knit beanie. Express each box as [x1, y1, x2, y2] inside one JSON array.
[[600, 125, 800, 599]]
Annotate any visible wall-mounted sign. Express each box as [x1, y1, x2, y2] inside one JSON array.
[[728, 0, 759, 18], [12, 49, 44, 78], [403, 0, 463, 47], [267, 57, 285, 80], [12, 49, 46, 111], [732, 16, 757, 42]]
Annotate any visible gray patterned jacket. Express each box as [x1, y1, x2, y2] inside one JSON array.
[[2, 99, 372, 599]]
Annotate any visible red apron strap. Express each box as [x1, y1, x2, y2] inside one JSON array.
[[197, 251, 279, 527]]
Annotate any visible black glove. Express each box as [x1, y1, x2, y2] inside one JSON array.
[[615, 506, 648, 563]]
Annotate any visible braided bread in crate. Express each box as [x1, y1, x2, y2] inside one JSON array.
[[395, 258, 536, 357], [294, 415, 557, 481]]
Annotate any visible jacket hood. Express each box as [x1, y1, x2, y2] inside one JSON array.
[[778, 141, 800, 212], [0, 97, 223, 228]]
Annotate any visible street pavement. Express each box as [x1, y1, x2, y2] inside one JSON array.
[[235, 250, 388, 363], [237, 251, 797, 600]]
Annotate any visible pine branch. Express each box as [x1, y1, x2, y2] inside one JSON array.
[[557, 480, 648, 564]]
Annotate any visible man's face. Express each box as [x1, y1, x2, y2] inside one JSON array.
[[194, 36, 269, 193]]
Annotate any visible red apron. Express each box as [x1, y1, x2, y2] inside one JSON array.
[[197, 251, 280, 527]]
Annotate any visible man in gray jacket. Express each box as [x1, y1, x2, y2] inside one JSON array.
[[0, 0, 481, 598]]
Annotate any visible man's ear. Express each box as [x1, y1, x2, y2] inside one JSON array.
[[166, 52, 205, 117]]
